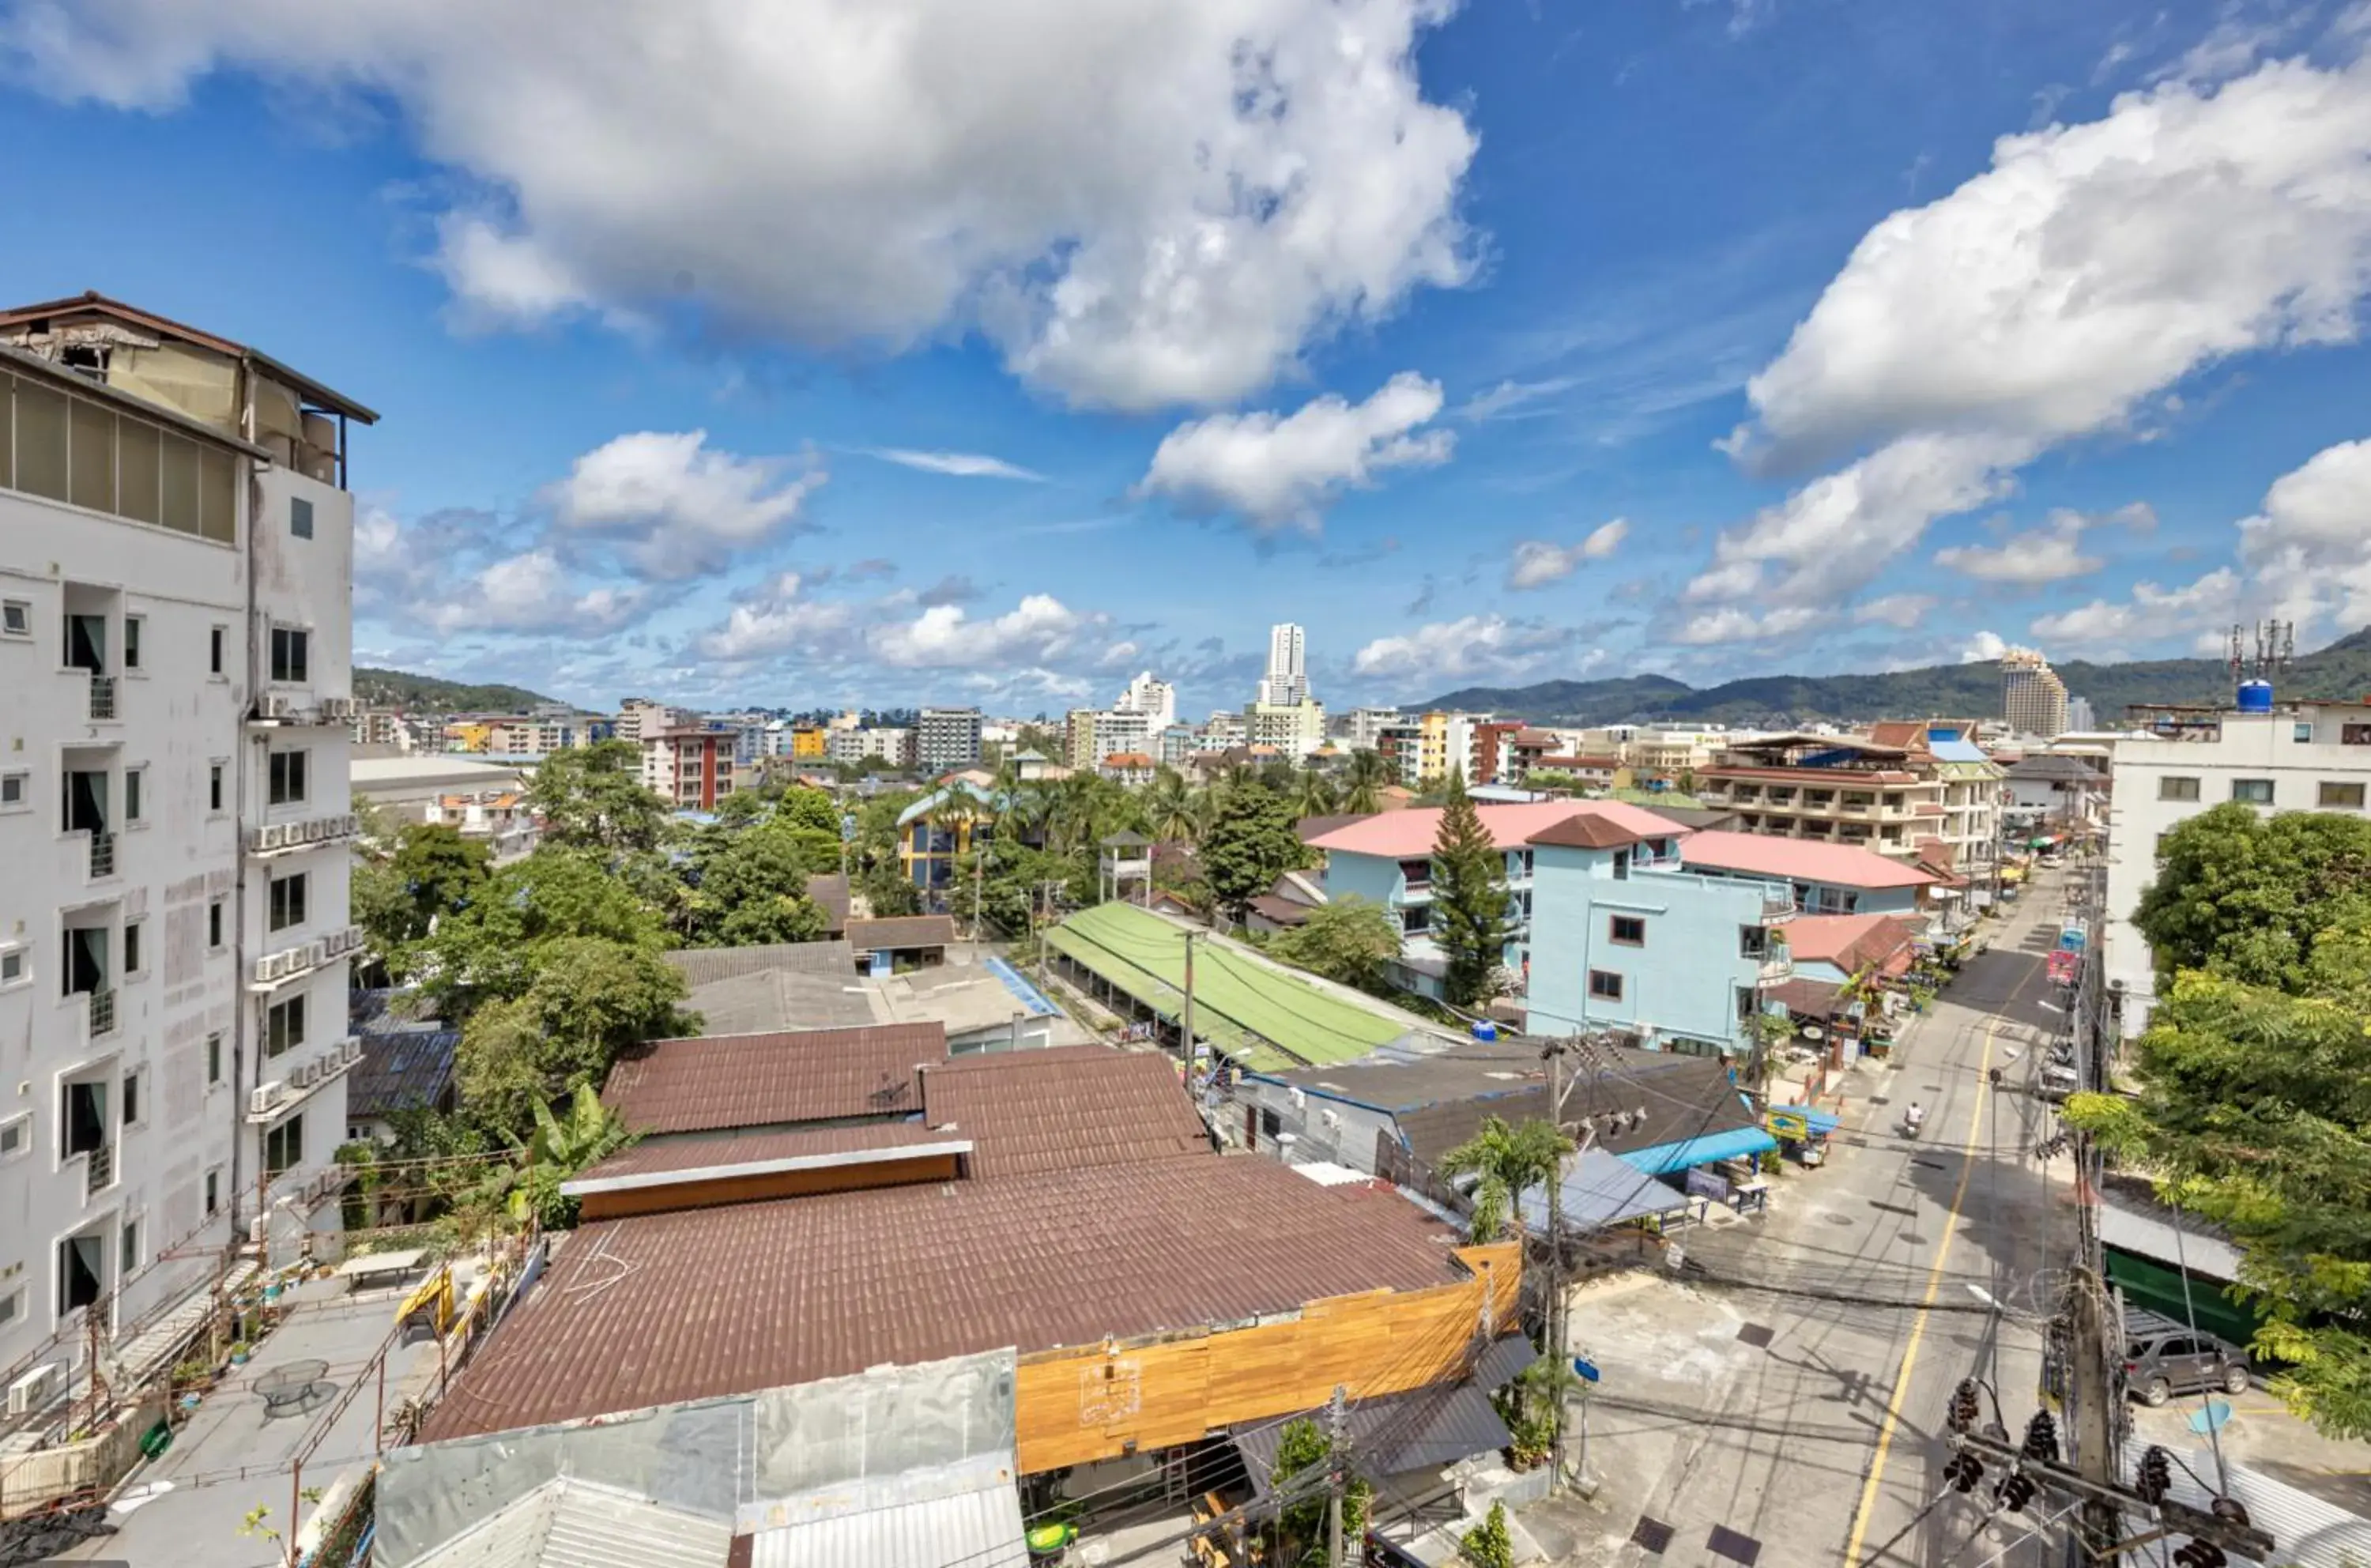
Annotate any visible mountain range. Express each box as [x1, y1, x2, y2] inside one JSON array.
[[1419, 628, 2371, 728], [355, 667, 560, 712]]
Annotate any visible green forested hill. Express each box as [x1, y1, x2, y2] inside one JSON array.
[[354, 667, 560, 712]]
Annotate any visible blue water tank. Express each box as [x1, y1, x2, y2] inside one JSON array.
[[2237, 680, 2275, 714], [1470, 1020, 1499, 1042]]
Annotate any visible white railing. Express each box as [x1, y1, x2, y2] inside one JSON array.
[[88, 673, 115, 721]]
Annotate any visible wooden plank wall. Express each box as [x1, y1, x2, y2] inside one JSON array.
[[1012, 1242, 1520, 1474]]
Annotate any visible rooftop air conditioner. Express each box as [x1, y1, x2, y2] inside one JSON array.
[[259, 824, 288, 850], [6, 1363, 65, 1417], [303, 941, 328, 969], [251, 956, 279, 986], [341, 1037, 363, 1066], [293, 1061, 320, 1090], [258, 694, 293, 720], [251, 1083, 284, 1117]]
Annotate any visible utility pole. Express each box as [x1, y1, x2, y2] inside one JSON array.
[[2066, 1268, 2123, 1559], [1542, 1034, 1581, 1487], [1326, 1382, 1348, 1568], [1180, 931, 1197, 1065]]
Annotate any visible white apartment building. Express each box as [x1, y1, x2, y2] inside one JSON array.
[[1333, 707, 1404, 751], [2002, 648, 2071, 737], [1260, 622, 1310, 707], [916, 707, 982, 773], [2101, 695, 2371, 1035], [1245, 700, 1327, 759], [1113, 671, 1177, 732], [615, 699, 690, 744], [827, 726, 914, 768], [641, 726, 735, 809], [0, 293, 370, 1378]]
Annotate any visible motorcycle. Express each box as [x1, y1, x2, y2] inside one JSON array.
[[1902, 1106, 1926, 1140]]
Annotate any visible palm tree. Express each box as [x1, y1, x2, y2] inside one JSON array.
[[1343, 748, 1392, 815], [1143, 767, 1199, 843], [1438, 1116, 1575, 1244], [1291, 766, 1337, 820]]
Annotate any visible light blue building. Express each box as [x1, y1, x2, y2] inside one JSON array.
[[1522, 813, 1797, 1059], [1670, 829, 1938, 918]]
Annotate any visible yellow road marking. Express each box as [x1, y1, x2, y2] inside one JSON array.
[[1841, 1019, 1999, 1566]]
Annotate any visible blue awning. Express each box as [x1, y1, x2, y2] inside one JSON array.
[[1769, 1103, 1840, 1135], [1616, 1125, 1779, 1175]]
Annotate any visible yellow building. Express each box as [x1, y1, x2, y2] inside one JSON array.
[[791, 726, 827, 759], [444, 721, 492, 754]]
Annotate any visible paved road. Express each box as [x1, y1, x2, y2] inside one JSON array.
[[1547, 873, 2084, 1568]]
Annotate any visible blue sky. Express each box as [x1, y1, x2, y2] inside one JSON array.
[[5, 0, 2369, 716]]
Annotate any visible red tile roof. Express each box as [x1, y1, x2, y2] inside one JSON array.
[[417, 1158, 1469, 1442], [1679, 831, 1940, 890], [1781, 914, 1921, 976], [1525, 812, 1657, 850], [1307, 801, 1679, 859], [601, 1023, 948, 1134], [918, 1046, 1210, 1180]]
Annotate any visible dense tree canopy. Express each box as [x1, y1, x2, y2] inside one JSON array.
[[1199, 784, 1306, 926], [529, 740, 668, 853], [1264, 897, 1402, 993], [353, 820, 492, 953], [454, 936, 695, 1135], [2132, 803, 2371, 990]]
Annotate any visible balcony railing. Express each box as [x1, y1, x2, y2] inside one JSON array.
[[84, 1142, 113, 1197], [87, 986, 117, 1038], [88, 831, 115, 880], [1760, 888, 1797, 922], [88, 673, 116, 722], [1757, 952, 1795, 985]]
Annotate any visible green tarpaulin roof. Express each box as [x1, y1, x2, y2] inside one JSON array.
[[1050, 903, 1410, 1071]]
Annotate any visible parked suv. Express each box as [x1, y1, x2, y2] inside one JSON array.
[[2124, 1308, 2250, 1405]]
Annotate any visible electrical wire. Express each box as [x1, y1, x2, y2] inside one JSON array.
[[2168, 1192, 2233, 1496]]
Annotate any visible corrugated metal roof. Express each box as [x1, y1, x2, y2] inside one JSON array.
[[1232, 1355, 1525, 1496], [579, 1124, 953, 1182], [745, 1458, 1027, 1568], [349, 1030, 461, 1119], [846, 915, 957, 951], [602, 1023, 947, 1134], [417, 1158, 1468, 1445], [2120, 1437, 2371, 1564], [1518, 1146, 1691, 1232], [411, 1477, 732, 1568], [662, 940, 855, 987], [918, 1046, 1211, 1179]]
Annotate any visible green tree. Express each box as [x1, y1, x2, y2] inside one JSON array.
[[1265, 897, 1402, 992], [413, 850, 667, 1016], [1431, 772, 1511, 1008], [529, 741, 668, 853], [1141, 768, 1200, 843], [1341, 748, 1392, 815], [689, 821, 834, 947], [1290, 767, 1337, 820], [1460, 1502, 1514, 1568], [1267, 1417, 1370, 1568], [1199, 784, 1306, 927], [2067, 925, 2371, 1438], [858, 863, 923, 918], [778, 785, 842, 836], [1439, 1116, 1572, 1244], [455, 937, 695, 1135], [353, 822, 492, 954], [502, 1085, 635, 1231], [2132, 802, 2371, 991]]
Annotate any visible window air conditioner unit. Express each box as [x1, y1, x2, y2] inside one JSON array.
[[6, 1363, 65, 1417], [303, 941, 327, 969], [259, 694, 293, 719], [291, 1061, 317, 1089], [251, 956, 279, 986], [259, 825, 287, 850], [344, 1037, 364, 1065], [251, 1083, 284, 1116], [341, 813, 360, 835]]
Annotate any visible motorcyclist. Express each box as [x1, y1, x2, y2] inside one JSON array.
[[1905, 1102, 1925, 1136]]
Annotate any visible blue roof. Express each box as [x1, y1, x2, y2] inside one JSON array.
[[981, 955, 1061, 1019], [1616, 1123, 1779, 1175], [1927, 737, 1990, 763]]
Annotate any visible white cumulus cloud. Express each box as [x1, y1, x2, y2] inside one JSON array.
[[1351, 615, 1570, 681], [9, 0, 1478, 411], [547, 430, 824, 581], [1691, 53, 2371, 611], [1853, 594, 1937, 628], [1136, 372, 1454, 533], [1671, 605, 1822, 646], [1506, 519, 1630, 590], [1960, 630, 2011, 662], [424, 549, 648, 637], [2233, 435, 2371, 633], [693, 572, 856, 662], [1934, 510, 2106, 584], [2029, 568, 2242, 647], [869, 594, 1102, 669]]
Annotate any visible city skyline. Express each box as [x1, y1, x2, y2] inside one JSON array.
[[6, 4, 2368, 717]]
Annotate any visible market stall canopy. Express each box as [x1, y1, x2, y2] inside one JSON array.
[[1517, 1145, 1692, 1233]]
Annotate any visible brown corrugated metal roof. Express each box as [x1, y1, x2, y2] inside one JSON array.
[[601, 1023, 948, 1134], [586, 1123, 951, 1180], [417, 1157, 1468, 1444], [918, 1046, 1211, 1179], [846, 915, 957, 951], [662, 940, 855, 987], [805, 873, 851, 933], [1394, 1049, 1752, 1167]]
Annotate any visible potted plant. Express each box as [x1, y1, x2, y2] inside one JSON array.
[[228, 1340, 250, 1366]]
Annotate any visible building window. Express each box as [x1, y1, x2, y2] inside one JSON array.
[[2346, 725, 2371, 746], [207, 1032, 224, 1086], [123, 920, 142, 977], [0, 771, 25, 811], [1608, 914, 1647, 946], [0, 1288, 19, 1326], [270, 626, 309, 684], [124, 766, 144, 825], [266, 995, 305, 1058], [0, 1113, 27, 1160], [269, 749, 308, 805], [123, 615, 141, 671], [1589, 970, 1625, 1001], [268, 872, 308, 933], [209, 625, 226, 677], [264, 1115, 304, 1177], [290, 496, 315, 540], [2296, 722, 2315, 743], [2158, 776, 2201, 802], [0, 600, 27, 638], [208, 900, 225, 950], [2320, 782, 2367, 809], [204, 1170, 220, 1216], [119, 1217, 139, 1276], [2230, 778, 2275, 805], [209, 760, 226, 813], [121, 1070, 140, 1127], [0, 946, 22, 986]]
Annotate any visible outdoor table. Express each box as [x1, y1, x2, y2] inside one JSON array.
[[336, 1248, 428, 1291], [252, 1358, 330, 1416], [1731, 1179, 1770, 1215]]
